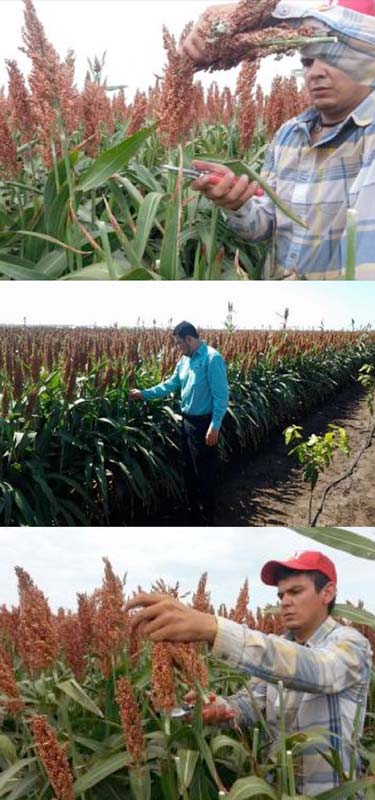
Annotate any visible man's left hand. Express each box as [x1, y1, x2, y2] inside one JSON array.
[[205, 424, 219, 447], [125, 592, 218, 643]]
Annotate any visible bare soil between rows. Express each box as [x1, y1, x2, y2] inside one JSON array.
[[131, 384, 375, 527]]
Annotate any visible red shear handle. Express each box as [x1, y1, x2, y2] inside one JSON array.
[[206, 172, 264, 196]]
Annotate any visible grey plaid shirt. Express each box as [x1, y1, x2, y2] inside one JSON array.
[[211, 615, 372, 795]]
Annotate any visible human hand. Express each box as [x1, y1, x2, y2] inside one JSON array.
[[205, 423, 219, 447], [128, 389, 143, 401], [184, 689, 236, 724], [191, 160, 262, 211], [178, 4, 235, 66], [125, 592, 218, 643]]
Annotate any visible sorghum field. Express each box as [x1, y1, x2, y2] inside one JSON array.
[[0, 527, 375, 800], [1, 324, 375, 526], [0, 0, 312, 281]]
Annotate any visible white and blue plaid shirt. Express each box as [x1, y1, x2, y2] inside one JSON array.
[[211, 615, 372, 795], [226, 91, 375, 280]]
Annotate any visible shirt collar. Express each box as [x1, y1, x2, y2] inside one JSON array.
[[286, 615, 337, 647], [190, 341, 206, 360], [295, 90, 375, 130]]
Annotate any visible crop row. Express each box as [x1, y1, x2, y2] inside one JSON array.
[[0, 326, 374, 526]]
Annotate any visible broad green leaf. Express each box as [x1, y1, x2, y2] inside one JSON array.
[[133, 191, 164, 260], [36, 249, 67, 278], [76, 124, 158, 192], [159, 193, 181, 280], [120, 267, 159, 280], [73, 752, 131, 795], [129, 766, 151, 800], [4, 773, 39, 800], [226, 776, 278, 800], [0, 734, 17, 765], [57, 679, 104, 717], [14, 230, 88, 255], [0, 260, 48, 280], [0, 758, 36, 793], [334, 603, 375, 629], [176, 749, 199, 791], [61, 262, 127, 280], [200, 157, 308, 230], [211, 734, 248, 764], [290, 527, 375, 559], [318, 776, 375, 800]]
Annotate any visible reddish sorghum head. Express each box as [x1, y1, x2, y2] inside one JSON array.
[[15, 567, 58, 673], [30, 715, 74, 800], [116, 677, 146, 763], [92, 558, 127, 676], [0, 97, 21, 178], [151, 642, 176, 712], [5, 59, 35, 144], [0, 643, 24, 715], [157, 26, 195, 147], [229, 579, 250, 624], [192, 572, 211, 613], [236, 61, 258, 151], [55, 609, 86, 682]]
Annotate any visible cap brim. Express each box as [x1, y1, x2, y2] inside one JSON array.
[[261, 558, 312, 585]]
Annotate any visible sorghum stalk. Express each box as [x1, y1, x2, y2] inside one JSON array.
[[345, 208, 358, 280], [287, 750, 296, 796], [277, 680, 288, 793]]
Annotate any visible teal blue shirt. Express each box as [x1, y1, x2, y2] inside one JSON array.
[[141, 342, 229, 430]]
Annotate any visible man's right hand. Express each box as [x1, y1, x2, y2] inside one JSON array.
[[191, 160, 260, 211], [184, 689, 236, 724], [128, 389, 143, 401], [178, 4, 235, 67]]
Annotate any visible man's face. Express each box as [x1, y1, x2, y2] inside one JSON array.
[[302, 57, 369, 113], [277, 573, 333, 633], [174, 334, 194, 356]]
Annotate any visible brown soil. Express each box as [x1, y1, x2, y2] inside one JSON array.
[[217, 385, 374, 527], [137, 384, 374, 527]]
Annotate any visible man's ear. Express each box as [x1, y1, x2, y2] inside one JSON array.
[[322, 581, 336, 607]]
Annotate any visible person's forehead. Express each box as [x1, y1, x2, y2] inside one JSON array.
[[277, 573, 313, 590]]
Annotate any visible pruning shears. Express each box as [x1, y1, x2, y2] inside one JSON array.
[[160, 164, 264, 196], [170, 703, 195, 719]]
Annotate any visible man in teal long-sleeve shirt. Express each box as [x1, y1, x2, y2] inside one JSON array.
[[129, 321, 229, 525]]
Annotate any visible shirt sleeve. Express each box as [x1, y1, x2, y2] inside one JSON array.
[[226, 678, 267, 727], [141, 363, 181, 400], [224, 140, 277, 242], [208, 354, 229, 430], [211, 617, 372, 695]]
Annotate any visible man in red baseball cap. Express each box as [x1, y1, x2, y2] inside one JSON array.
[[128, 550, 372, 795]]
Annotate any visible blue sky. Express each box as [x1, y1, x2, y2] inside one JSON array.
[[0, 282, 374, 331], [1, 527, 374, 613]]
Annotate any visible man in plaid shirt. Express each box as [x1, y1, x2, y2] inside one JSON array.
[[127, 551, 373, 796], [181, 1, 375, 279]]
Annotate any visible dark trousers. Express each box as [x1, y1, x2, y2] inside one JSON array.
[[181, 414, 217, 525]]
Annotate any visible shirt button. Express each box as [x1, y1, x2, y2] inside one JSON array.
[[277, 4, 291, 15]]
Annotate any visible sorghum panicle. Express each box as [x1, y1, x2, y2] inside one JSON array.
[[15, 566, 58, 673], [116, 677, 146, 763], [30, 715, 74, 800]]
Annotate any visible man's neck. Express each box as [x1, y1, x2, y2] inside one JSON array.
[[292, 614, 329, 644], [319, 88, 371, 126]]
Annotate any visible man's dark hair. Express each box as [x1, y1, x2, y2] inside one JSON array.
[[274, 566, 336, 615], [173, 321, 199, 339]]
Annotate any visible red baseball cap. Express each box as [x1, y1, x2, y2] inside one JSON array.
[[337, 0, 375, 14], [261, 550, 337, 585]]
